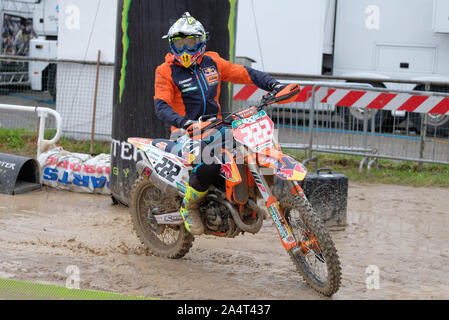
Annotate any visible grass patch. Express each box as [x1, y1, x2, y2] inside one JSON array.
[[0, 128, 110, 158], [0, 277, 153, 300], [0, 128, 39, 157], [284, 149, 449, 188], [57, 136, 110, 155], [0, 128, 36, 149]]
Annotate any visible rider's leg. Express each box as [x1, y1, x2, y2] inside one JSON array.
[[180, 163, 221, 235], [180, 174, 207, 235]]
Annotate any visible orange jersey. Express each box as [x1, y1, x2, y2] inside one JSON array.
[[154, 51, 277, 130]]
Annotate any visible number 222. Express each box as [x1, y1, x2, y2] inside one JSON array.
[[241, 119, 271, 147]]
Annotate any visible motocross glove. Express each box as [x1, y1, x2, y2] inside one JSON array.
[[270, 82, 287, 94], [261, 82, 287, 104], [182, 119, 198, 129]]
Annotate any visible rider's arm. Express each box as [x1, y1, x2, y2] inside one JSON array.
[[154, 65, 187, 128], [207, 51, 278, 91]]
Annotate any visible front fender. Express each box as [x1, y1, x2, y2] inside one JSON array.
[[257, 149, 307, 181]]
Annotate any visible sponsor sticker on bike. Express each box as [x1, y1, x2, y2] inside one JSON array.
[[176, 181, 187, 193], [154, 213, 183, 225], [142, 167, 153, 179], [232, 106, 258, 120], [268, 202, 296, 248], [220, 161, 241, 183], [145, 149, 162, 162]]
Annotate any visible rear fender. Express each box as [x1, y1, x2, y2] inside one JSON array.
[[128, 138, 190, 193], [128, 137, 154, 151]]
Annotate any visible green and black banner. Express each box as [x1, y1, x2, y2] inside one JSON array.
[[111, 0, 238, 205]]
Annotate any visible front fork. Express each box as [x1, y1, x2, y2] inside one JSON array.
[[247, 162, 304, 252]]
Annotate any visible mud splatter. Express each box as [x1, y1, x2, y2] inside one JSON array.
[[0, 183, 448, 299]]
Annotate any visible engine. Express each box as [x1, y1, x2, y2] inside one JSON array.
[[199, 194, 240, 238]]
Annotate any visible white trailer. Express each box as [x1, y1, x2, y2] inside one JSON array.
[[0, 0, 34, 86], [28, 0, 58, 99], [333, 0, 449, 83], [236, 0, 449, 133], [0, 0, 58, 98], [56, 0, 117, 141], [333, 0, 449, 133]]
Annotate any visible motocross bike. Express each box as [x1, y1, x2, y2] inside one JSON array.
[[128, 84, 341, 296]]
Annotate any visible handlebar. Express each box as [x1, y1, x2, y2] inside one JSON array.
[[227, 83, 301, 121], [197, 83, 301, 126]]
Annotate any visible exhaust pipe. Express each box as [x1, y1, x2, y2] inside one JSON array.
[[223, 198, 264, 234]]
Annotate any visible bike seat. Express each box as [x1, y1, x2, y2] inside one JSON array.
[[170, 129, 186, 141]]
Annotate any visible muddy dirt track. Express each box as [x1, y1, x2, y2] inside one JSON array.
[[0, 182, 448, 300]]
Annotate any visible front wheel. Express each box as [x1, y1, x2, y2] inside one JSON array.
[[280, 194, 341, 296], [129, 176, 194, 259]]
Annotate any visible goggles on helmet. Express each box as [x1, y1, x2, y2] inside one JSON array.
[[170, 34, 204, 53]]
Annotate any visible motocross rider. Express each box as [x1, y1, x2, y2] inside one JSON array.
[[154, 12, 285, 235]]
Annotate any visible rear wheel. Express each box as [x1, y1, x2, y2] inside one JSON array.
[[129, 176, 194, 259], [280, 194, 341, 296]]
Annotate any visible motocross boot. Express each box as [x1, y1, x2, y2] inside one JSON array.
[[180, 183, 207, 235]]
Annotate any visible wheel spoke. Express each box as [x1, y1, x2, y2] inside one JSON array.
[[138, 185, 181, 247], [131, 177, 193, 259], [287, 208, 329, 283], [279, 194, 341, 296]]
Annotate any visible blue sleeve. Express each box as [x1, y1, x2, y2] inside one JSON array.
[[154, 98, 186, 128], [244, 66, 278, 92]]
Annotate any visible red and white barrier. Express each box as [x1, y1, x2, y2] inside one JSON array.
[[233, 84, 449, 115]]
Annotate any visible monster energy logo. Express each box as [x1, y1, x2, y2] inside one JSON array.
[[227, 0, 237, 108], [119, 0, 131, 103]]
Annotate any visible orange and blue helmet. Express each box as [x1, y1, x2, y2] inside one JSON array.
[[163, 12, 207, 68]]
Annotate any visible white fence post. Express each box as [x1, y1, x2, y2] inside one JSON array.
[[0, 104, 62, 158]]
